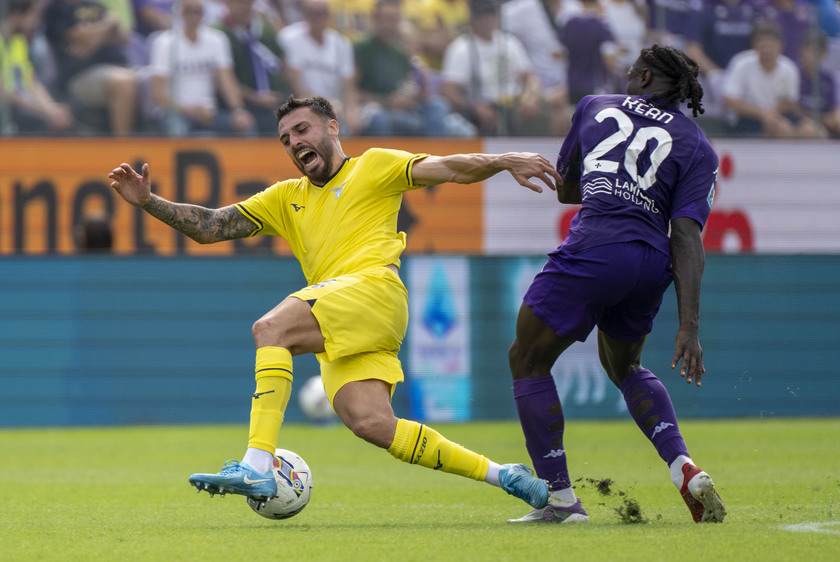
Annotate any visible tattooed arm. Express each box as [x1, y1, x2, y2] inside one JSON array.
[[109, 163, 258, 244]]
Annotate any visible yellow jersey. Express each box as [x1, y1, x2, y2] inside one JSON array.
[[235, 148, 428, 284]]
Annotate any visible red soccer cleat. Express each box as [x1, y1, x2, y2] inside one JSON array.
[[679, 463, 727, 523]]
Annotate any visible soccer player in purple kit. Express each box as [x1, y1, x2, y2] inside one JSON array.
[[507, 45, 727, 524]]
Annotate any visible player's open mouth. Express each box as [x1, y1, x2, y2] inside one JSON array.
[[297, 149, 318, 169]]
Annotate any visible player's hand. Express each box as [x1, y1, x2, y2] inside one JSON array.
[[671, 327, 705, 386], [108, 163, 152, 208], [505, 152, 562, 193]]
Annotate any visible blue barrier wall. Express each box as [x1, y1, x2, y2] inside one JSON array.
[[1, 255, 839, 426]]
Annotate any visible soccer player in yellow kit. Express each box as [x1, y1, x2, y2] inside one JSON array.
[[108, 96, 562, 512]]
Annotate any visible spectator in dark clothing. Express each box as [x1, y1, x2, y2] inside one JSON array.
[[561, 0, 619, 105], [1, 0, 75, 134], [216, 0, 290, 135], [799, 28, 840, 137], [44, 0, 139, 135], [354, 0, 452, 136]]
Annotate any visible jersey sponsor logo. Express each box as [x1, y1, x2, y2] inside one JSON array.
[[613, 179, 661, 213], [650, 421, 674, 439], [291, 203, 305, 212], [582, 178, 661, 214], [543, 448, 566, 459], [582, 178, 612, 198]]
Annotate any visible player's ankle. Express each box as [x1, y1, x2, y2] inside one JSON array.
[[548, 486, 577, 507], [242, 447, 274, 474], [669, 454, 694, 489]]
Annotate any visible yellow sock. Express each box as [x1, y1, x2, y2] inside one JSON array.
[[247, 346, 293, 453], [387, 418, 490, 482]]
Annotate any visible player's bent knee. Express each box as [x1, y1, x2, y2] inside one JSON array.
[[344, 414, 395, 448], [508, 340, 524, 373], [251, 312, 306, 350], [252, 314, 275, 341], [508, 339, 549, 379]]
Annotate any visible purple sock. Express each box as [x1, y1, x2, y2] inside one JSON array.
[[513, 376, 571, 490], [620, 368, 689, 465]]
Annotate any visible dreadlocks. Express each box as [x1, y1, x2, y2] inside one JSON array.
[[639, 44, 705, 118]]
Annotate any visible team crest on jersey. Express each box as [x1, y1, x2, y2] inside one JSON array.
[[330, 182, 346, 199]]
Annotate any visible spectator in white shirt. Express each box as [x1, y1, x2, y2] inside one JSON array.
[[723, 20, 816, 138], [148, 0, 256, 135], [278, 0, 361, 133]]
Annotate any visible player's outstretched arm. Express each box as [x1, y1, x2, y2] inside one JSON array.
[[669, 216, 706, 386], [411, 152, 561, 193], [108, 163, 258, 244]]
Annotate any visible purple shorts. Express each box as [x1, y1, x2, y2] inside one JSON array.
[[523, 242, 673, 343]]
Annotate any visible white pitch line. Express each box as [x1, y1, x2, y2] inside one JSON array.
[[780, 521, 840, 536]]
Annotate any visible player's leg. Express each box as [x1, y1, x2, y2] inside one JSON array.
[[506, 248, 634, 523], [189, 296, 325, 500], [598, 330, 692, 467], [507, 303, 588, 523], [596, 242, 725, 522], [329, 375, 548, 509], [598, 331, 725, 522]]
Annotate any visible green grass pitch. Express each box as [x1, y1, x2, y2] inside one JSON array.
[[2, 418, 839, 561]]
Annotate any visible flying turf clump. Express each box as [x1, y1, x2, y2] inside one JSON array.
[[576, 477, 649, 524]]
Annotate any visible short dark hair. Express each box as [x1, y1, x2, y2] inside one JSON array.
[[275, 96, 338, 125]]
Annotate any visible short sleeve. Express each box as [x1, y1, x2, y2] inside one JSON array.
[[670, 139, 718, 230], [234, 181, 291, 238], [555, 95, 595, 183]]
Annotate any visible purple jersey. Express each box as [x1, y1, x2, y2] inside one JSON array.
[[646, 0, 703, 38], [555, 94, 718, 256], [800, 66, 838, 113], [695, 0, 760, 69], [561, 14, 616, 98]]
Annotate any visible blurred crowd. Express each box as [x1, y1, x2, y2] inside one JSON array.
[[1, 0, 839, 138]]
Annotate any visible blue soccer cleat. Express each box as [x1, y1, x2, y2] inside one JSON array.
[[189, 459, 277, 501], [498, 463, 550, 509]]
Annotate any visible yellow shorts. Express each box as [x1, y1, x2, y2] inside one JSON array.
[[319, 351, 403, 406], [290, 266, 408, 403]]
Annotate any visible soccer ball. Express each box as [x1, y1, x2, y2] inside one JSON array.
[[246, 449, 313, 519], [298, 375, 337, 423]]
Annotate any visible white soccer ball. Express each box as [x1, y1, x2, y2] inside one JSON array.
[[298, 375, 337, 422], [246, 449, 313, 519]]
